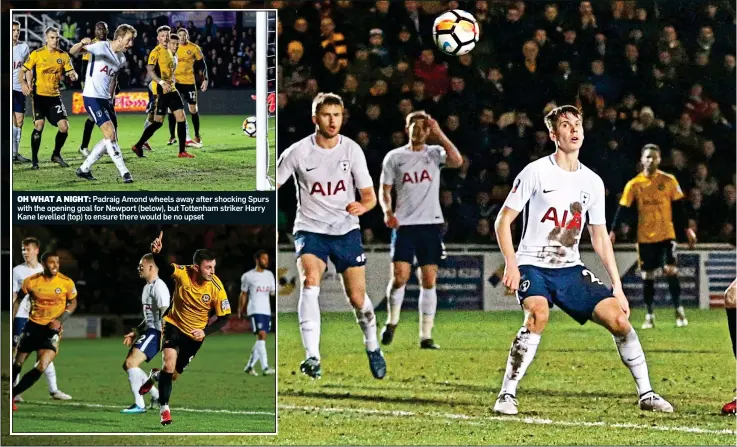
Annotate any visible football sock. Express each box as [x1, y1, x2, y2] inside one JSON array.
[[727, 308, 736, 357], [53, 131, 68, 157], [12, 126, 21, 156], [192, 112, 200, 137], [13, 367, 43, 397], [31, 129, 42, 164], [127, 367, 147, 408], [177, 121, 186, 153], [643, 279, 655, 314], [136, 121, 162, 148], [419, 287, 437, 340], [614, 328, 652, 396], [44, 362, 58, 393], [80, 139, 108, 172], [256, 339, 269, 369], [298, 286, 321, 360], [246, 342, 258, 369], [667, 276, 681, 308], [499, 327, 541, 396], [386, 283, 406, 325], [158, 371, 173, 406], [81, 118, 95, 150], [151, 370, 161, 382], [168, 113, 176, 139], [143, 116, 152, 131], [355, 295, 379, 352], [104, 139, 129, 176], [149, 386, 160, 402], [12, 363, 22, 387]]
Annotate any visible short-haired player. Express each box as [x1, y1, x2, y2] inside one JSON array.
[[240, 250, 276, 375]]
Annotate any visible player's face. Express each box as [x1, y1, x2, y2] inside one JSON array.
[[257, 254, 270, 269], [196, 259, 216, 281], [407, 118, 429, 145], [138, 258, 151, 278], [120, 31, 135, 51], [551, 113, 583, 152], [13, 24, 20, 43], [96, 25, 108, 40], [169, 39, 179, 53], [43, 256, 60, 276], [157, 31, 169, 47], [46, 31, 59, 50], [178, 30, 188, 44], [641, 149, 661, 172], [313, 104, 343, 138], [22, 243, 39, 262]]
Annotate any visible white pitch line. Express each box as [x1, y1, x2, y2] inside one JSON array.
[[24, 400, 276, 416], [279, 404, 736, 436]]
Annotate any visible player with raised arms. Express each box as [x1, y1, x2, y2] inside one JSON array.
[[240, 250, 276, 375], [277, 92, 387, 380], [378, 111, 463, 349], [70, 24, 136, 183], [12, 20, 31, 163], [12, 251, 78, 410], [120, 253, 170, 414], [492, 105, 673, 415], [77, 21, 110, 157]]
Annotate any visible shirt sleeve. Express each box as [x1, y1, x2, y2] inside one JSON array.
[[240, 273, 249, 293], [351, 144, 374, 190], [63, 52, 74, 72], [23, 50, 37, 71], [380, 153, 395, 186], [430, 145, 447, 166], [84, 42, 105, 56], [619, 180, 636, 207], [588, 175, 607, 225], [276, 145, 297, 184], [502, 164, 537, 212], [155, 280, 171, 309], [213, 284, 231, 317], [147, 49, 158, 66], [66, 278, 78, 300], [12, 269, 22, 293], [671, 177, 685, 201], [21, 277, 31, 296], [195, 45, 204, 61], [269, 271, 276, 295]]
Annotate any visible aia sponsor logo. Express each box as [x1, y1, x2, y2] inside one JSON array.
[[310, 180, 346, 196], [402, 170, 431, 184]]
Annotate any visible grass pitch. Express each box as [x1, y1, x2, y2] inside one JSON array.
[[11, 115, 275, 191]]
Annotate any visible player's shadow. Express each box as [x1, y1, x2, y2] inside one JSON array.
[[281, 389, 455, 406]]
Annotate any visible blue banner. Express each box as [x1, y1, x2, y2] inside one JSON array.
[[621, 253, 700, 307]]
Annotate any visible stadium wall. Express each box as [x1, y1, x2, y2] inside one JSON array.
[[277, 247, 736, 312]]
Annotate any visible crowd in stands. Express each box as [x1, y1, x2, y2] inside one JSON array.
[[276, 0, 736, 246]]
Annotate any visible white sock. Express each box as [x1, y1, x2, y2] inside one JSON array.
[[104, 139, 129, 176], [181, 109, 191, 140], [13, 126, 21, 155], [44, 362, 59, 393], [256, 339, 269, 369], [355, 295, 379, 352], [499, 327, 541, 397], [419, 287, 437, 340], [386, 283, 406, 325], [614, 328, 652, 396], [245, 342, 258, 369], [298, 286, 321, 360], [160, 404, 169, 414], [149, 386, 159, 401], [80, 139, 107, 172], [127, 367, 147, 408]]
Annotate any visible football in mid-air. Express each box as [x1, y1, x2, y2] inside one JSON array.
[[433, 9, 479, 56], [243, 116, 257, 137]]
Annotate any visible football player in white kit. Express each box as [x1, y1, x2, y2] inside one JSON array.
[[378, 111, 463, 349], [492, 105, 673, 415], [69, 24, 136, 183], [12, 21, 31, 163], [120, 253, 170, 414], [277, 92, 386, 380], [240, 250, 276, 376], [12, 237, 72, 401]]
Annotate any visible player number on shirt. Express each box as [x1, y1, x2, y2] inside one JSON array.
[[582, 269, 604, 286]]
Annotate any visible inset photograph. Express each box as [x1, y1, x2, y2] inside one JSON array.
[[10, 224, 276, 433], [11, 10, 276, 191]]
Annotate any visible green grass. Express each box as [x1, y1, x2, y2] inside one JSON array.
[[12, 115, 275, 191], [2, 322, 276, 437]]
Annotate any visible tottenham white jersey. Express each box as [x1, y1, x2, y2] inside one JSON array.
[[12, 262, 44, 318], [503, 155, 606, 268], [241, 269, 276, 316], [277, 134, 374, 236], [141, 277, 170, 331], [82, 41, 125, 99], [13, 42, 30, 92], [381, 144, 446, 226]]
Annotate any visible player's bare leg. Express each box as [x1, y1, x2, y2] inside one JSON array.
[[592, 297, 673, 412], [381, 261, 410, 345], [296, 254, 326, 378], [173, 109, 194, 158], [121, 349, 156, 413], [342, 266, 386, 379], [30, 118, 45, 169], [158, 347, 178, 425], [494, 296, 547, 415], [663, 265, 687, 327], [50, 119, 70, 167], [13, 111, 30, 163], [417, 264, 440, 349], [13, 349, 57, 399]]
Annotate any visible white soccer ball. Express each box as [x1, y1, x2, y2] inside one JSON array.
[[433, 9, 479, 56], [243, 116, 257, 137]]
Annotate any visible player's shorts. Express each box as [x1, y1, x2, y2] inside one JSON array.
[[13, 317, 28, 347], [249, 314, 271, 334], [176, 83, 198, 105], [16, 320, 61, 353], [516, 265, 613, 325], [13, 90, 26, 114], [32, 93, 68, 126], [637, 240, 677, 271], [161, 321, 203, 374], [83, 96, 117, 127], [294, 229, 366, 274], [131, 328, 161, 362], [152, 85, 184, 115], [390, 224, 446, 266]]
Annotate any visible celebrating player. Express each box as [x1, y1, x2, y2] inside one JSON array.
[[78, 21, 109, 157], [139, 231, 231, 425], [492, 105, 673, 415], [169, 27, 207, 148], [132, 28, 193, 158], [19, 26, 78, 170], [12, 21, 31, 163], [610, 144, 696, 329], [70, 24, 136, 183], [12, 251, 78, 409], [378, 111, 463, 349], [240, 250, 276, 375], [722, 279, 736, 415], [277, 92, 386, 380], [12, 238, 72, 402], [120, 253, 170, 414]]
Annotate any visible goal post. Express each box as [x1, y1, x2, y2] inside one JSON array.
[[255, 10, 269, 190]]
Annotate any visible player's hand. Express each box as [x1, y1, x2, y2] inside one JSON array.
[[502, 262, 520, 291], [426, 116, 442, 138], [21, 83, 31, 96], [123, 331, 136, 347], [68, 71, 79, 82], [161, 82, 172, 93], [613, 286, 630, 318], [190, 329, 205, 341], [346, 202, 369, 216], [200, 80, 208, 92], [80, 37, 92, 46], [151, 231, 164, 253], [384, 213, 399, 229], [608, 231, 616, 244], [686, 228, 697, 249], [48, 320, 62, 332]]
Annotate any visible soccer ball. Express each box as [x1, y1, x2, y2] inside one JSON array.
[[243, 116, 257, 137], [433, 9, 479, 56]]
